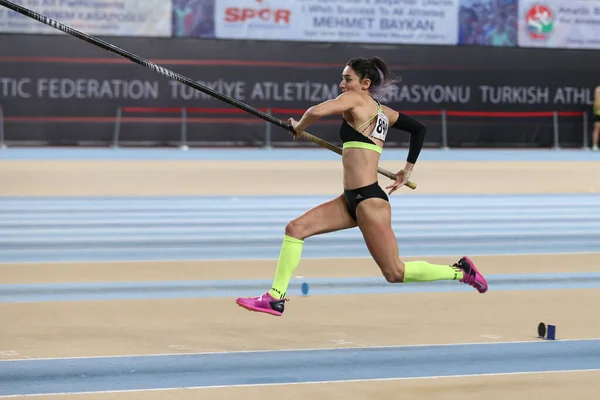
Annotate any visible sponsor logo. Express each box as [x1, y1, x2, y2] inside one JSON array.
[[524, 4, 554, 40], [224, 0, 291, 25]]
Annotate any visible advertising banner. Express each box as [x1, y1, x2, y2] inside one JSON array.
[[214, 0, 459, 45], [1, 36, 597, 147], [0, 0, 172, 37], [518, 0, 600, 49]]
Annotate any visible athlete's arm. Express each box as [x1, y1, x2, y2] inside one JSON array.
[[293, 92, 362, 132], [386, 108, 427, 168]]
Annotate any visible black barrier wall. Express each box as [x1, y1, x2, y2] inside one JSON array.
[[1, 34, 599, 148]]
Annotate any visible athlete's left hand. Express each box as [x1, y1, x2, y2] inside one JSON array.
[[386, 169, 411, 195]]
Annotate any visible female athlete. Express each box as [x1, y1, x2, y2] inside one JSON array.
[[236, 57, 488, 316]]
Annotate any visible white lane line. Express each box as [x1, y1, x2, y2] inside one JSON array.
[[2, 337, 600, 363]]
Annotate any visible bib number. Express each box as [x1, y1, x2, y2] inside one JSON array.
[[371, 112, 389, 141]]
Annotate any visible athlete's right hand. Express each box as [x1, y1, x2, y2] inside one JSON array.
[[288, 118, 302, 140]]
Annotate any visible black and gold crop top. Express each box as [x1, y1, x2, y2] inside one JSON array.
[[339, 98, 389, 155]]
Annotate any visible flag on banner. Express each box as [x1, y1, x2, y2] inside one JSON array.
[[172, 0, 215, 38]]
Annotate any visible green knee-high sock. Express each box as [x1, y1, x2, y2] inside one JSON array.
[[269, 235, 304, 299], [403, 261, 463, 282]]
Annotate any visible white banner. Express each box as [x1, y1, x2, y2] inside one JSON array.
[[215, 0, 459, 45], [519, 0, 600, 49], [0, 0, 172, 37]]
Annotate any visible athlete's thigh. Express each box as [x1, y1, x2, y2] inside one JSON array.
[[355, 198, 400, 270], [289, 194, 357, 239]]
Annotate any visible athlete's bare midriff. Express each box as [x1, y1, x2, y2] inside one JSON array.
[[342, 147, 381, 189]]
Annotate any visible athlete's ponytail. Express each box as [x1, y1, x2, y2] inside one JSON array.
[[346, 56, 400, 101]]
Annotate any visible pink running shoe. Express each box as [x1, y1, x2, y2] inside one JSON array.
[[454, 256, 488, 293], [236, 292, 287, 316]]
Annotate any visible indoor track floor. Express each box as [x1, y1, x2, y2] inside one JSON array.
[[1, 147, 599, 399]]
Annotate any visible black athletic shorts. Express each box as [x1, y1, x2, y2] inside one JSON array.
[[343, 181, 389, 222]]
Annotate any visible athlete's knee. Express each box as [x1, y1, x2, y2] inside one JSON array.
[[285, 218, 307, 240], [382, 269, 403, 283], [381, 261, 405, 283]]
